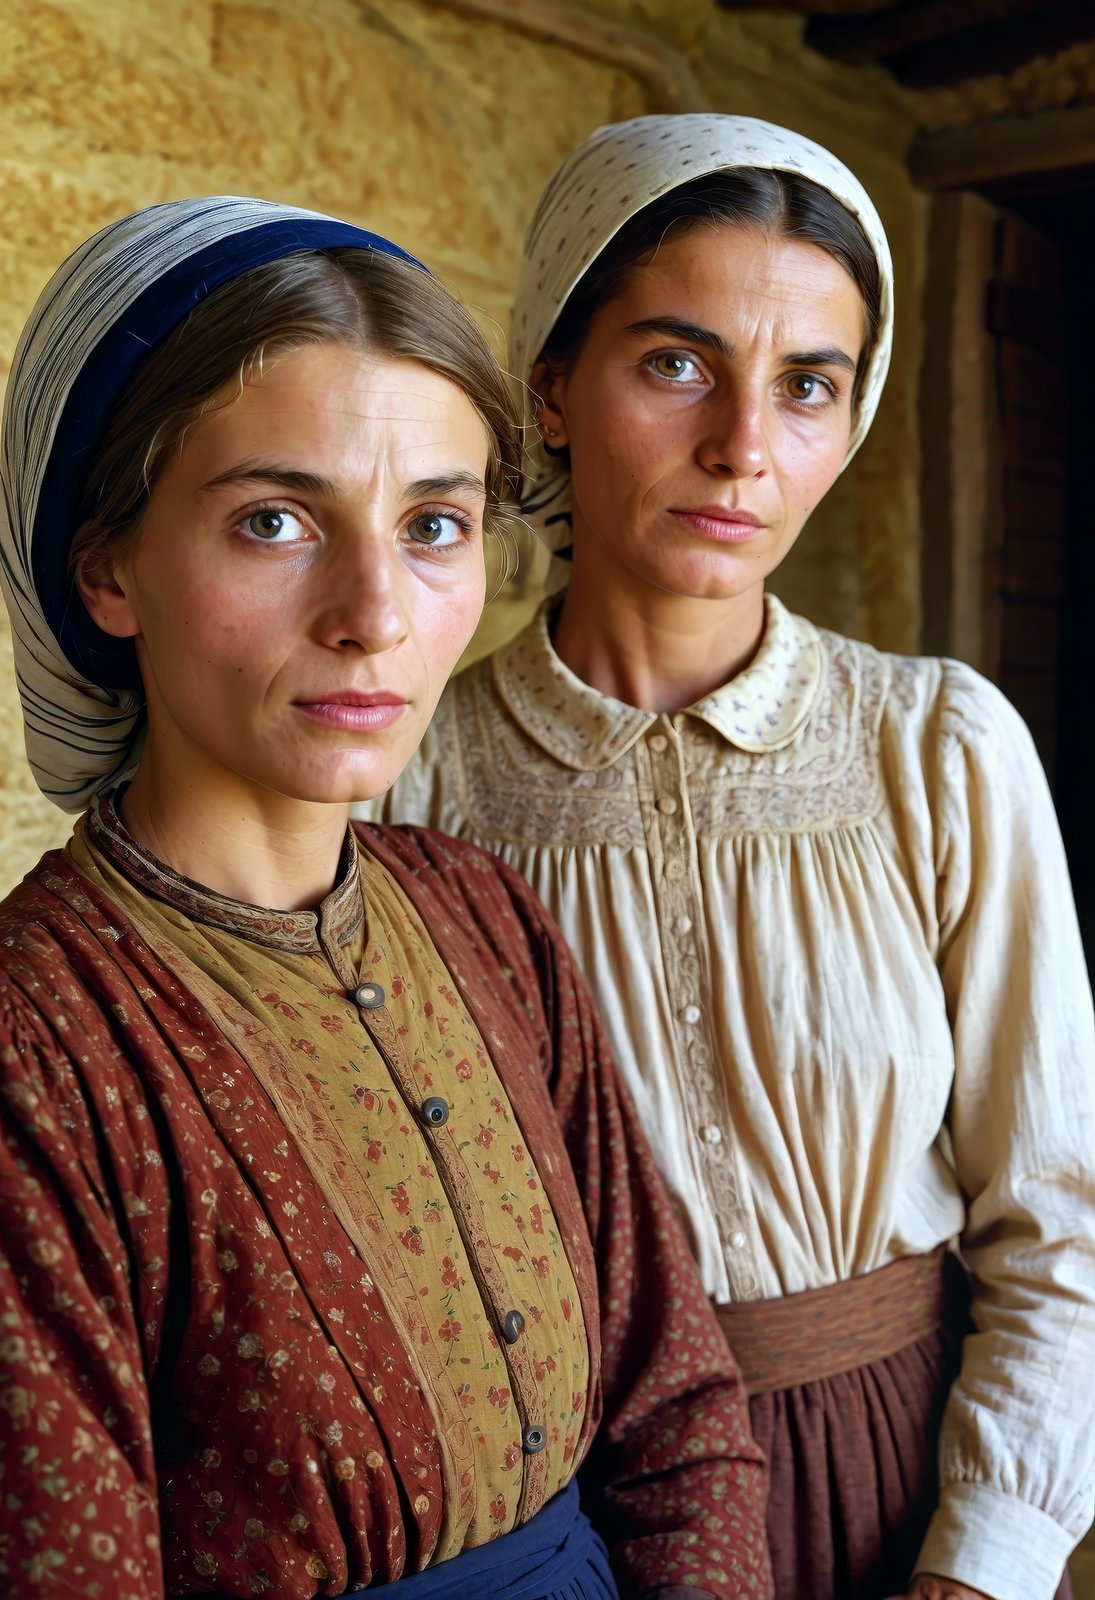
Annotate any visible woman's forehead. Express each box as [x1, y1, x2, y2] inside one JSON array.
[[191, 345, 490, 473], [595, 227, 866, 350]]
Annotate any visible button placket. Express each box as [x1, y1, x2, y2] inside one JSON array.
[[348, 993, 558, 1521], [637, 720, 760, 1301]]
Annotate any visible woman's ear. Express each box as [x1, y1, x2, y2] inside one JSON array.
[[75, 547, 141, 639], [529, 359, 570, 449]]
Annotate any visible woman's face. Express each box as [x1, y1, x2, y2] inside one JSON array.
[[84, 342, 489, 806], [535, 223, 865, 604]]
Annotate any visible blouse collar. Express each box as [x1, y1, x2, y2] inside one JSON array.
[[493, 593, 823, 772], [86, 789, 364, 955]]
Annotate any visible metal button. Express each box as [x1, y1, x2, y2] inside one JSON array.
[[680, 1003, 701, 1025], [502, 1309, 525, 1345], [421, 1096, 449, 1128], [522, 1424, 547, 1455], [350, 981, 385, 1010], [648, 733, 668, 753], [655, 795, 678, 816], [701, 1124, 722, 1145], [730, 1230, 747, 1250]]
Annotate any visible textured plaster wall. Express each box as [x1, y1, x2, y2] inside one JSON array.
[[0, 0, 922, 888]]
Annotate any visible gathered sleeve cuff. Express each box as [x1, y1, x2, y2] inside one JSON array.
[[918, 1482, 1074, 1600]]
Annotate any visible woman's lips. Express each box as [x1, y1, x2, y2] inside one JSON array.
[[670, 508, 766, 542], [295, 694, 408, 731]]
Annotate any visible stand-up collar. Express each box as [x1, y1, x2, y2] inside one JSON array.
[[493, 594, 823, 772], [85, 790, 364, 955]]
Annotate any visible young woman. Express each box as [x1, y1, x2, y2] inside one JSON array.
[[0, 197, 770, 1600], [375, 116, 1095, 1600]]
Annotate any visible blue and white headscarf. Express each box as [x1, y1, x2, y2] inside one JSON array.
[[0, 197, 424, 811]]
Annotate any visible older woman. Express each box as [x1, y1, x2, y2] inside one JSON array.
[[0, 197, 770, 1600], [375, 116, 1095, 1600]]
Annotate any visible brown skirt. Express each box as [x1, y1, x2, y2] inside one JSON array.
[[716, 1252, 1073, 1600]]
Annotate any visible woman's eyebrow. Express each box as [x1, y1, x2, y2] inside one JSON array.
[[624, 316, 729, 355], [200, 461, 336, 497], [404, 472, 488, 502], [783, 347, 858, 376]]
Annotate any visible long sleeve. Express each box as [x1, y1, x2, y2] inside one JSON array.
[[0, 984, 164, 1600], [916, 661, 1095, 1600]]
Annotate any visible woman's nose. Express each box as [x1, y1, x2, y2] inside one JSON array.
[[696, 392, 769, 479], [313, 539, 410, 656]]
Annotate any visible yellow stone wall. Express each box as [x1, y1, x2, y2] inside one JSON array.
[[0, 0, 922, 887]]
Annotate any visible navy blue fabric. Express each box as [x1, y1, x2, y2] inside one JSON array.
[[349, 1479, 619, 1600], [35, 218, 423, 689]]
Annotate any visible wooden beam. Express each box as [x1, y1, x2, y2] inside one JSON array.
[[892, 1, 1095, 86], [806, 0, 1051, 64], [909, 103, 1095, 190]]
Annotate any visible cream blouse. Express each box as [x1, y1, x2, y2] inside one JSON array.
[[368, 594, 1095, 1599]]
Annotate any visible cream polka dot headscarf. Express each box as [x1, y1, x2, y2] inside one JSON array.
[[511, 113, 894, 544]]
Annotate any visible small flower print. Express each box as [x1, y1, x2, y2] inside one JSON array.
[[27, 1239, 63, 1269]]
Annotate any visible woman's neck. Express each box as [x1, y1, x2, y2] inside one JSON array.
[[552, 548, 768, 712], [120, 760, 351, 912]]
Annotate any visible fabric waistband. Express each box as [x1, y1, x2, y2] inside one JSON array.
[[349, 1477, 615, 1599], [715, 1247, 960, 1395]]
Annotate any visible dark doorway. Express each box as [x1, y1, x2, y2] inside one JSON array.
[[983, 178, 1095, 957]]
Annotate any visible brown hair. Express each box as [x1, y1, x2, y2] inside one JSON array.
[[541, 168, 882, 400], [71, 248, 522, 571]]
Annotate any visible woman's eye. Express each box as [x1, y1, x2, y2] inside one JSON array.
[[406, 511, 466, 548], [648, 352, 700, 382], [245, 507, 308, 543], [784, 374, 832, 406]]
